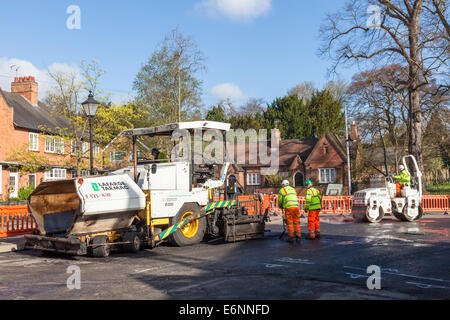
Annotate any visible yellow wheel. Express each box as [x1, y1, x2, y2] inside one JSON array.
[[171, 204, 206, 247], [180, 211, 199, 238]]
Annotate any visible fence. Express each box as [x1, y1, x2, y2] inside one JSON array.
[[422, 195, 449, 213], [1, 194, 448, 238], [0, 205, 37, 238]]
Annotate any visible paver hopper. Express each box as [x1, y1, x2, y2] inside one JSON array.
[[25, 174, 146, 256]]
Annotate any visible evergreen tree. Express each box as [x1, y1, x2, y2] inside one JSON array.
[[309, 89, 345, 137]]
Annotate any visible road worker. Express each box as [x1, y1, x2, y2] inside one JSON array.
[[304, 180, 322, 240], [152, 148, 169, 163], [278, 180, 301, 243], [392, 165, 412, 197]]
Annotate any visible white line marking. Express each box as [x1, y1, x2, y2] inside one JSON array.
[[264, 264, 287, 268], [276, 257, 315, 265], [344, 266, 450, 283], [406, 281, 449, 289]]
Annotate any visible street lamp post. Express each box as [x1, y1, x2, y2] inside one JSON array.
[[81, 91, 100, 176]]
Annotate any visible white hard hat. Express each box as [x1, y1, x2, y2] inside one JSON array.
[[399, 165, 405, 170], [281, 180, 290, 187]]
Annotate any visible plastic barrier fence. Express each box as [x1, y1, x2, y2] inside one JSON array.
[[422, 195, 450, 213], [1, 195, 448, 238], [0, 206, 37, 238]]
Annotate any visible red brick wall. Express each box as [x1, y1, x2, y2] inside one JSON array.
[[0, 92, 102, 200]]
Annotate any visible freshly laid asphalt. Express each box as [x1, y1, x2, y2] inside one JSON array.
[[0, 213, 449, 300]]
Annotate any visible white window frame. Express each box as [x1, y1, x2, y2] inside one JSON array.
[[45, 136, 65, 154], [319, 168, 336, 184], [44, 168, 67, 181], [29, 173, 36, 188], [110, 151, 125, 163], [247, 173, 261, 186], [94, 145, 100, 158], [29, 133, 39, 151]]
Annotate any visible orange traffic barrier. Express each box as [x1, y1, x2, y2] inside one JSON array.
[[422, 195, 449, 213], [0, 206, 37, 238]]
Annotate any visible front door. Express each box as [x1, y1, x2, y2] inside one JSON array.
[[9, 168, 18, 199]]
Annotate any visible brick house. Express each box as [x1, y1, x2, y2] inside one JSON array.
[[0, 76, 100, 200], [228, 129, 352, 195]]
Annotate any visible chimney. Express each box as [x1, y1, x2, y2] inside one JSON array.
[[350, 121, 359, 141], [11, 76, 38, 105]]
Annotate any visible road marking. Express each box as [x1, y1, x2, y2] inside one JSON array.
[[406, 281, 449, 289], [264, 264, 287, 268], [344, 266, 450, 284], [345, 272, 369, 279], [276, 257, 315, 265], [134, 263, 175, 274]]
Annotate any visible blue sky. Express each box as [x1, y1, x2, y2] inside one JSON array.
[[0, 0, 356, 112]]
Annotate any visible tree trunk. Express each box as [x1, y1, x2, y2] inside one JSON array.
[[408, 4, 425, 181]]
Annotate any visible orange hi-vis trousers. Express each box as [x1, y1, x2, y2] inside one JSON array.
[[285, 207, 301, 239], [308, 210, 320, 239]]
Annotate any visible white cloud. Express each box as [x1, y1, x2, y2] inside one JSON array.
[[196, 0, 272, 22], [0, 57, 78, 100], [211, 82, 245, 102]]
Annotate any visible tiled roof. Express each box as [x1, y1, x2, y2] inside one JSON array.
[[278, 138, 318, 166], [0, 89, 71, 133]]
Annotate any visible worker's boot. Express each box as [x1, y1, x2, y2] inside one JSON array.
[[305, 233, 316, 240], [315, 231, 321, 239], [286, 237, 295, 243]]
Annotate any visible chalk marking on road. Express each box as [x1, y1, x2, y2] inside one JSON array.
[[135, 263, 175, 274], [264, 264, 287, 268], [345, 272, 369, 280], [405, 281, 449, 289], [344, 266, 450, 283], [276, 257, 315, 265]]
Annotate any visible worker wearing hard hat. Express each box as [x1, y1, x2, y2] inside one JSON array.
[[278, 180, 301, 243], [304, 180, 322, 240], [152, 148, 169, 163], [392, 165, 412, 196]]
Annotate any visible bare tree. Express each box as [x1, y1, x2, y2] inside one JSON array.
[[164, 27, 207, 122], [320, 0, 450, 176]]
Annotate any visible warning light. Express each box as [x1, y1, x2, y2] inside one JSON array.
[[78, 178, 84, 185]]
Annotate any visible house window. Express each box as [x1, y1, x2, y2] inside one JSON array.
[[279, 172, 290, 178], [44, 168, 67, 181], [94, 145, 100, 158], [130, 150, 144, 161], [110, 151, 125, 163], [29, 133, 39, 151], [71, 170, 89, 178], [71, 141, 89, 157], [29, 173, 36, 188], [247, 173, 261, 186], [319, 168, 336, 184], [45, 136, 64, 154]]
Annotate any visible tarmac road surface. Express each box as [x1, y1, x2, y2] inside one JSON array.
[[0, 214, 449, 300]]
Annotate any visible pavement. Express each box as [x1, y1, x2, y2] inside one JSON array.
[[0, 236, 26, 253], [0, 213, 449, 300]]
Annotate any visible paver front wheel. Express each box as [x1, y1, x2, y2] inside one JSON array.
[[170, 203, 206, 247], [91, 235, 110, 258]]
